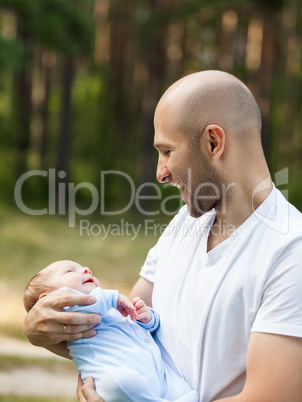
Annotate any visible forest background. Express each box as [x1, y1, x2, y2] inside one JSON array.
[[1, 0, 302, 211], [0, 0, 301, 398]]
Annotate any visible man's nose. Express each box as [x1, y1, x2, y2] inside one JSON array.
[[82, 267, 92, 275], [156, 158, 171, 183]]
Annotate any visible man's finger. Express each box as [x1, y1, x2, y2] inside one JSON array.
[[82, 377, 104, 402], [42, 290, 97, 309], [57, 322, 101, 335], [58, 312, 101, 327], [77, 375, 86, 402], [58, 329, 97, 342]]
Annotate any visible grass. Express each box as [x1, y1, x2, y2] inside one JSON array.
[[0, 356, 77, 402], [0, 355, 75, 372]]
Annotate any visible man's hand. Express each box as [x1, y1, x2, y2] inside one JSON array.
[[116, 294, 138, 321], [23, 288, 101, 350], [133, 296, 152, 323], [77, 375, 104, 402]]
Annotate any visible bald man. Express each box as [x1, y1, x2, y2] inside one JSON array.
[[24, 71, 302, 402]]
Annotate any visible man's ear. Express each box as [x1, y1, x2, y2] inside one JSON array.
[[201, 124, 226, 161], [39, 293, 48, 300]]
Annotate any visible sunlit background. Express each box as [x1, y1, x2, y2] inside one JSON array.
[[0, 0, 301, 400]]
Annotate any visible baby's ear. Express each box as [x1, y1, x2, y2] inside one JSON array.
[[39, 293, 48, 300]]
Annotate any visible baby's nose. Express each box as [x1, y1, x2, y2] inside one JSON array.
[[82, 267, 92, 275]]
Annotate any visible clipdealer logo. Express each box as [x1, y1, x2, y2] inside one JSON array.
[[14, 168, 289, 235], [14, 169, 185, 227]]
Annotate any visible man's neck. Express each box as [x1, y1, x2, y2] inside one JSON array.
[[207, 177, 273, 253]]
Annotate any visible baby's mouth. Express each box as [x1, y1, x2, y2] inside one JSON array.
[[84, 278, 94, 284]]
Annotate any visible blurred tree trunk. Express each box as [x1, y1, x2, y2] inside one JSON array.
[[219, 9, 238, 72], [14, 19, 32, 176], [109, 1, 134, 169], [56, 57, 74, 176], [139, 2, 169, 187], [257, 4, 282, 160], [37, 54, 53, 169], [56, 57, 74, 210], [166, 20, 186, 84]]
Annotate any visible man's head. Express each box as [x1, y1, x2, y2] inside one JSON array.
[[23, 260, 100, 312], [154, 70, 264, 217]]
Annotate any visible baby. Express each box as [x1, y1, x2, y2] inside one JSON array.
[[24, 260, 198, 402]]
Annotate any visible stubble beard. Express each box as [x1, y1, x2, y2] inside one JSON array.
[[185, 153, 226, 218]]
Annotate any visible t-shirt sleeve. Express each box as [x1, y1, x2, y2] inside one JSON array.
[[251, 236, 302, 338], [140, 205, 189, 283], [139, 242, 159, 283]]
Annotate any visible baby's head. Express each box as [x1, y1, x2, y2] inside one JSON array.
[[23, 260, 100, 312]]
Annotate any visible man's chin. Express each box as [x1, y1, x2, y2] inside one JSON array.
[[187, 199, 216, 218], [187, 203, 204, 218]]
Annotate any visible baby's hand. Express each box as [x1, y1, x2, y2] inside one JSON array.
[[132, 297, 152, 324], [117, 294, 138, 321]]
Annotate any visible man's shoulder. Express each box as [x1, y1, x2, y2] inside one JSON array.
[[255, 188, 302, 241], [278, 192, 302, 239]]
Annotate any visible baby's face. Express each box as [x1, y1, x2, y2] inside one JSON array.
[[44, 260, 100, 294]]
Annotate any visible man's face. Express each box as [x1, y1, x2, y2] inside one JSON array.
[[43, 260, 100, 294], [154, 106, 224, 218]]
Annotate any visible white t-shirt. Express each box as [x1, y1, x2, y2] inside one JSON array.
[[140, 186, 302, 401]]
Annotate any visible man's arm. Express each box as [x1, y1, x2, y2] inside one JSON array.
[[23, 288, 101, 357], [129, 277, 153, 307], [213, 332, 302, 401]]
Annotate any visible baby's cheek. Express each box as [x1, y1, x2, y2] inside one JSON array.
[[94, 278, 101, 287]]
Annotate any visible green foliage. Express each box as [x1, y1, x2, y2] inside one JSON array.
[[0, 0, 94, 56], [0, 0, 301, 214], [253, 0, 284, 10], [0, 37, 24, 71]]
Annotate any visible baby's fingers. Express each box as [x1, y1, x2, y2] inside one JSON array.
[[137, 311, 150, 322], [133, 297, 146, 310], [118, 295, 138, 320], [132, 296, 141, 305], [130, 311, 139, 321], [124, 306, 138, 321]]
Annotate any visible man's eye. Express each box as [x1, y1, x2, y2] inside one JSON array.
[[164, 150, 170, 156]]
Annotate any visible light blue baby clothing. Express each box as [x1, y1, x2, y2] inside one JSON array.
[[63, 287, 198, 402]]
